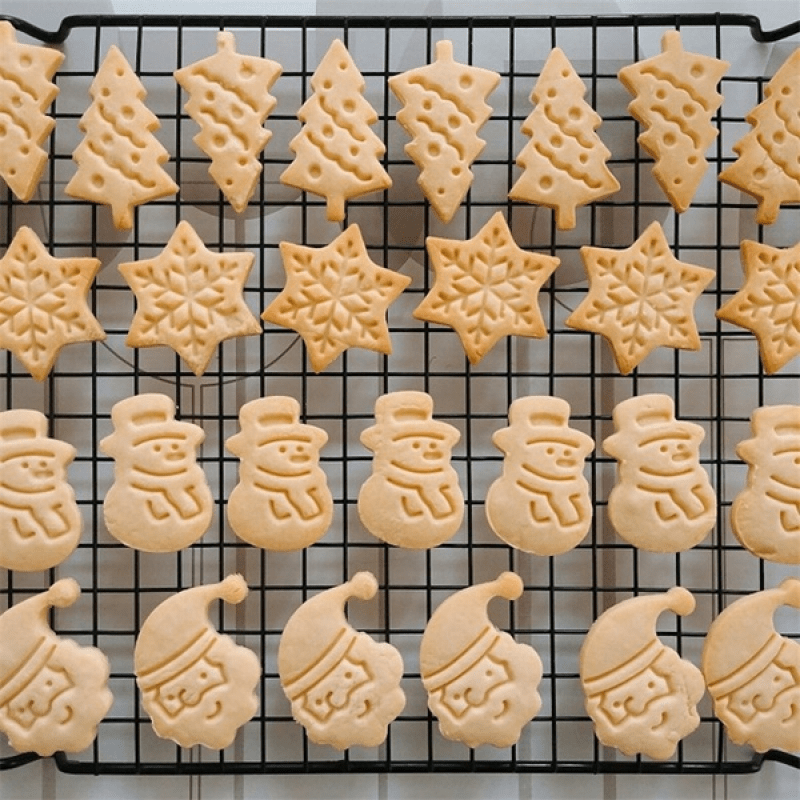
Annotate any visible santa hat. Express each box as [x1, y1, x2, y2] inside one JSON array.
[[361, 391, 459, 451], [0, 579, 80, 707], [737, 405, 800, 464], [0, 409, 75, 463], [702, 578, 800, 698], [493, 396, 593, 453], [420, 572, 523, 691], [134, 575, 248, 691], [278, 572, 377, 700], [580, 587, 696, 696]]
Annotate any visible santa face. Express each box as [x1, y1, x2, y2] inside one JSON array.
[[636, 435, 698, 476], [389, 433, 449, 472], [256, 437, 315, 477], [0, 452, 63, 493], [153, 655, 226, 717], [522, 440, 583, 480], [131, 435, 195, 475]]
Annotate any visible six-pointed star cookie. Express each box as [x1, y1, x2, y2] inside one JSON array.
[[565, 221, 715, 373], [0, 226, 105, 380], [717, 240, 799, 374], [120, 220, 261, 375], [413, 212, 559, 363], [262, 224, 411, 372]]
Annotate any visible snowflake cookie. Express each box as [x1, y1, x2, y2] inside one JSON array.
[[565, 221, 715, 373]]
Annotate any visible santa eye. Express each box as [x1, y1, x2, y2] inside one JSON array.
[[344, 671, 352, 679], [485, 669, 493, 677], [153, 444, 162, 453], [199, 671, 207, 681], [21, 461, 29, 469], [659, 445, 669, 453], [279, 445, 287, 453], [647, 681, 655, 689], [546, 447, 555, 455], [412, 442, 420, 449]]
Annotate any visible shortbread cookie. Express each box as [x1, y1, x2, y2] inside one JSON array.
[[618, 31, 729, 213], [420, 572, 542, 748], [604, 394, 716, 552], [731, 405, 800, 564], [99, 393, 213, 552], [278, 572, 405, 750], [718, 48, 800, 225], [0, 21, 64, 201], [565, 221, 715, 374], [388, 40, 500, 223], [280, 38, 391, 221], [65, 45, 178, 230], [135, 574, 260, 749], [486, 396, 594, 556], [226, 396, 332, 550], [0, 579, 113, 756], [262, 224, 411, 372], [509, 47, 619, 229], [0, 409, 81, 572], [413, 212, 559, 363], [359, 391, 463, 549], [0, 226, 105, 380], [175, 31, 282, 213], [580, 587, 704, 760], [716, 239, 800, 374], [120, 220, 261, 375], [702, 578, 800, 753]]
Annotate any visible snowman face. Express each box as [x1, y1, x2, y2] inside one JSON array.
[[768, 444, 800, 488], [390, 433, 448, 471], [0, 452, 62, 492], [132, 435, 194, 474], [257, 436, 315, 477], [637, 434, 698, 474], [522, 440, 582, 479]]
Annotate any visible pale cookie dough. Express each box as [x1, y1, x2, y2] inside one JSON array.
[[0, 21, 64, 202], [358, 391, 463, 549], [565, 221, 715, 374], [120, 220, 261, 376], [226, 396, 332, 550], [509, 47, 619, 230], [0, 226, 105, 380], [580, 587, 704, 760], [603, 394, 716, 552], [175, 31, 282, 213], [65, 45, 178, 230], [388, 40, 500, 223], [0, 579, 113, 756], [618, 31, 729, 213], [0, 409, 82, 572], [413, 212, 559, 364], [278, 572, 405, 750], [99, 393, 213, 552], [262, 224, 411, 372], [134, 574, 260, 750], [280, 38, 391, 221], [731, 405, 800, 564], [486, 396, 594, 556], [420, 572, 542, 748], [718, 47, 800, 225], [702, 578, 800, 754], [716, 239, 800, 374]]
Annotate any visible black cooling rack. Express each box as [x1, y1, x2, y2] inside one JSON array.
[[1, 12, 799, 776]]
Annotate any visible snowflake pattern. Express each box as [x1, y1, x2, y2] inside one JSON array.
[[0, 226, 105, 380], [262, 224, 411, 372], [121, 221, 261, 375], [413, 212, 559, 364], [717, 240, 800, 374], [565, 221, 715, 374]]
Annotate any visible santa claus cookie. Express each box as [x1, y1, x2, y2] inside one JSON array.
[[0, 409, 82, 572], [100, 394, 213, 552], [580, 587, 705, 760], [358, 391, 463, 548], [420, 572, 542, 748], [702, 578, 800, 753], [0, 579, 113, 756], [226, 396, 332, 550], [134, 574, 260, 749], [278, 572, 405, 749], [486, 396, 594, 556], [603, 394, 716, 552]]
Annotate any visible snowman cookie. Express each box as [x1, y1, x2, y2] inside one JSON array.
[[358, 391, 463, 548], [0, 409, 82, 571], [0, 579, 113, 756], [278, 572, 405, 749], [420, 572, 542, 748], [134, 574, 260, 749], [226, 396, 332, 550]]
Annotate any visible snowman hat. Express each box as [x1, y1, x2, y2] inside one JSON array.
[[0, 409, 74, 462], [0, 579, 80, 707], [494, 396, 593, 451], [278, 572, 378, 699], [135, 575, 248, 691], [361, 391, 459, 451], [580, 587, 695, 696], [420, 572, 523, 691], [702, 578, 800, 698], [738, 405, 800, 462]]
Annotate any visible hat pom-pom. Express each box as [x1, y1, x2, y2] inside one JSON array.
[[779, 577, 800, 608], [218, 574, 248, 605], [494, 572, 524, 601], [348, 571, 378, 601], [47, 578, 80, 608], [665, 586, 695, 617]]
